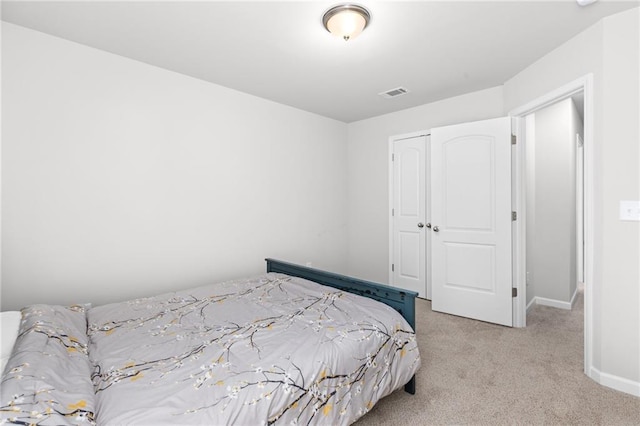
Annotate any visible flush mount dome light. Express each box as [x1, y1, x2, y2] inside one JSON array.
[[323, 4, 371, 41]]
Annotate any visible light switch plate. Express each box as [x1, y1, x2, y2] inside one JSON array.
[[619, 200, 640, 221]]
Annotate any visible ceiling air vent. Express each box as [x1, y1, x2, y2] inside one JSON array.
[[379, 86, 409, 99]]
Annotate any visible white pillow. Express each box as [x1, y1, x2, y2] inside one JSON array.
[[1, 311, 22, 374]]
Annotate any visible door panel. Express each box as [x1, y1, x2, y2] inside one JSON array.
[[400, 150, 420, 215], [431, 117, 512, 326], [391, 135, 427, 297], [399, 232, 420, 279], [444, 137, 495, 231], [444, 243, 495, 293]]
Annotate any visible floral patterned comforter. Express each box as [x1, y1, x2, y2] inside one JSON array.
[[1, 273, 420, 425]]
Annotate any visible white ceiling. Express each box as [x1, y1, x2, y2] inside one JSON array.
[[2, 1, 638, 122]]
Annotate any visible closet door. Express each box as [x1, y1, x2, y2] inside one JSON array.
[[430, 117, 513, 326], [389, 134, 428, 298]]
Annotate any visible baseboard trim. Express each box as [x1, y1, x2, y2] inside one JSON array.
[[526, 297, 537, 313], [569, 286, 579, 307], [533, 296, 573, 310], [590, 366, 640, 397]]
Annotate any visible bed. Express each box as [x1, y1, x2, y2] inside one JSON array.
[[1, 259, 420, 425]]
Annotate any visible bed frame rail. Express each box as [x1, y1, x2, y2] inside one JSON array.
[[265, 258, 417, 394]]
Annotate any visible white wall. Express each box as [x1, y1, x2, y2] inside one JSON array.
[[599, 8, 640, 392], [1, 23, 349, 310], [346, 86, 504, 283], [504, 7, 639, 393], [527, 98, 579, 305]]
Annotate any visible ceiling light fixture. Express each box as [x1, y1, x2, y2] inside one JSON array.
[[322, 4, 371, 41]]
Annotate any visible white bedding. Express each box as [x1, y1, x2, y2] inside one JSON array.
[[0, 311, 21, 374]]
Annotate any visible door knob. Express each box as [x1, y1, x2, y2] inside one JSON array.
[[417, 222, 424, 228], [433, 226, 440, 232], [426, 223, 432, 229]]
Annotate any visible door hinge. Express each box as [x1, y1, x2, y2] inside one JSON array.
[[391, 263, 395, 272], [512, 288, 518, 297], [511, 134, 517, 145], [392, 153, 395, 161], [512, 211, 517, 221], [392, 208, 395, 216]]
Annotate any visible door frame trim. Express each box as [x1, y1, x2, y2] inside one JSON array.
[[509, 74, 594, 377], [388, 131, 429, 296], [576, 134, 584, 285]]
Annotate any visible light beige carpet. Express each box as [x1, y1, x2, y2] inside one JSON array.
[[356, 290, 640, 425]]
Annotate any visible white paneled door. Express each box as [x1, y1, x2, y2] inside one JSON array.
[[431, 117, 513, 326], [390, 134, 428, 298]]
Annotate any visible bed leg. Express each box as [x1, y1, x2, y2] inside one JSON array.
[[404, 375, 416, 395]]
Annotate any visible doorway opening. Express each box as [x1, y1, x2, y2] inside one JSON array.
[[510, 74, 594, 376], [523, 95, 584, 314]]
